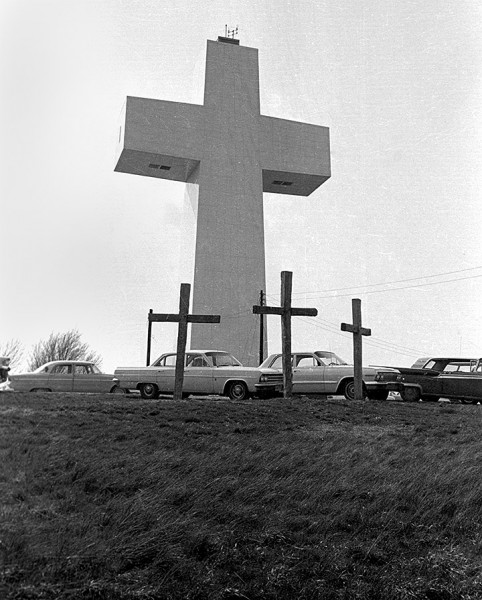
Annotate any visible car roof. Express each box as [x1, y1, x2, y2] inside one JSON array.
[[42, 360, 95, 367], [419, 357, 475, 363], [161, 350, 231, 355]]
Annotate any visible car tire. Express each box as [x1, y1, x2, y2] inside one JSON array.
[[401, 387, 421, 402], [227, 381, 249, 401], [140, 383, 159, 400], [31, 388, 51, 393], [343, 380, 366, 400], [110, 385, 127, 395]]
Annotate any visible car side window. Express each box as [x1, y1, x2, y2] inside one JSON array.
[[187, 355, 208, 367], [51, 364, 72, 374], [443, 363, 470, 373], [295, 356, 316, 368], [157, 355, 176, 367], [74, 365, 89, 375], [270, 356, 293, 369]]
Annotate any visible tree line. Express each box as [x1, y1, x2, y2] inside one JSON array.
[[0, 330, 101, 372]]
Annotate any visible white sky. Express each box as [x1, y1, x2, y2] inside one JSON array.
[[1, 0, 481, 373]]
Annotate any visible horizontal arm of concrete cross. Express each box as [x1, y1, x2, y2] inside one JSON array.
[[115, 96, 204, 182], [259, 115, 331, 196]]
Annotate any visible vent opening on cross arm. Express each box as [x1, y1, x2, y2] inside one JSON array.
[[272, 180, 293, 186], [159, 165, 171, 170]]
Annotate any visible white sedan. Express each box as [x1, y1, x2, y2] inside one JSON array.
[[260, 351, 397, 400], [10, 361, 120, 393], [115, 350, 283, 400]]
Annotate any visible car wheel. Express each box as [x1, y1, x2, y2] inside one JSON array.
[[368, 390, 389, 401], [227, 381, 249, 401], [401, 387, 421, 402], [31, 388, 51, 393], [110, 385, 126, 395], [140, 383, 159, 400], [343, 380, 367, 400]]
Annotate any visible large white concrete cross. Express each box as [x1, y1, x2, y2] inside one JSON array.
[[115, 36, 330, 366]]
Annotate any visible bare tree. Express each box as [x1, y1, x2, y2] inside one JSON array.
[[28, 330, 102, 371], [0, 339, 24, 371]]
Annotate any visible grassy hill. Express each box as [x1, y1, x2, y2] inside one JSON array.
[[1, 392, 481, 599]]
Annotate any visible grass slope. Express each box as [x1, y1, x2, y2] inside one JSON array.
[[1, 393, 482, 599]]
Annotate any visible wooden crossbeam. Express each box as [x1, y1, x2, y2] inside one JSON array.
[[253, 271, 317, 399], [341, 298, 371, 401], [146, 283, 220, 401]]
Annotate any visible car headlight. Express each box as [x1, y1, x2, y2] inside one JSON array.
[[259, 374, 268, 383]]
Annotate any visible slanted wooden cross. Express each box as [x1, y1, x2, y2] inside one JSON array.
[[253, 271, 317, 399], [341, 298, 371, 401], [148, 283, 220, 401]]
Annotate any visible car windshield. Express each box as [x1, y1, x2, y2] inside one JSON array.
[[205, 352, 242, 367]]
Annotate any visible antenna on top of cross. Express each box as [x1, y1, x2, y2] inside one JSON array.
[[219, 26, 240, 45], [225, 25, 239, 38]]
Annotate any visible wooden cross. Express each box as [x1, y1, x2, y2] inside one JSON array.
[[148, 283, 220, 401], [341, 298, 371, 401], [253, 271, 317, 399]]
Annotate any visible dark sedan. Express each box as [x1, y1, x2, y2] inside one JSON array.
[[388, 357, 482, 403]]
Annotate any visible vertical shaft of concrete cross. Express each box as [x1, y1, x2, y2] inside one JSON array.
[[190, 40, 267, 366]]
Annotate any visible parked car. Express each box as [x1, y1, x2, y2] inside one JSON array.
[[10, 361, 120, 393], [114, 350, 284, 400], [386, 357, 482, 403], [259, 351, 398, 400]]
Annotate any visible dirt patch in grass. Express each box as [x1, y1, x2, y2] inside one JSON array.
[[1, 392, 482, 599]]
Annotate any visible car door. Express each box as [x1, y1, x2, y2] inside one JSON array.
[[153, 354, 176, 392], [72, 363, 107, 393], [440, 364, 482, 401], [292, 354, 326, 394], [183, 353, 214, 394], [47, 363, 74, 392]]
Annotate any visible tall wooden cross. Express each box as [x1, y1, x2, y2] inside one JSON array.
[[115, 36, 330, 367], [253, 271, 317, 399], [341, 298, 371, 401], [148, 283, 220, 401]]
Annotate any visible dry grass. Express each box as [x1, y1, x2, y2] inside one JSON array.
[[1, 392, 482, 599]]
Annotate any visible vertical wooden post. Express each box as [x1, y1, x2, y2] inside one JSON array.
[[352, 299, 363, 401], [259, 290, 265, 365], [173, 284, 190, 402], [146, 308, 153, 366], [281, 272, 293, 399]]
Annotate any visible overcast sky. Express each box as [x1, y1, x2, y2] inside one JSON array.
[[1, 0, 481, 372]]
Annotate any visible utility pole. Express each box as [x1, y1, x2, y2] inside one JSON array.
[[146, 309, 153, 366]]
